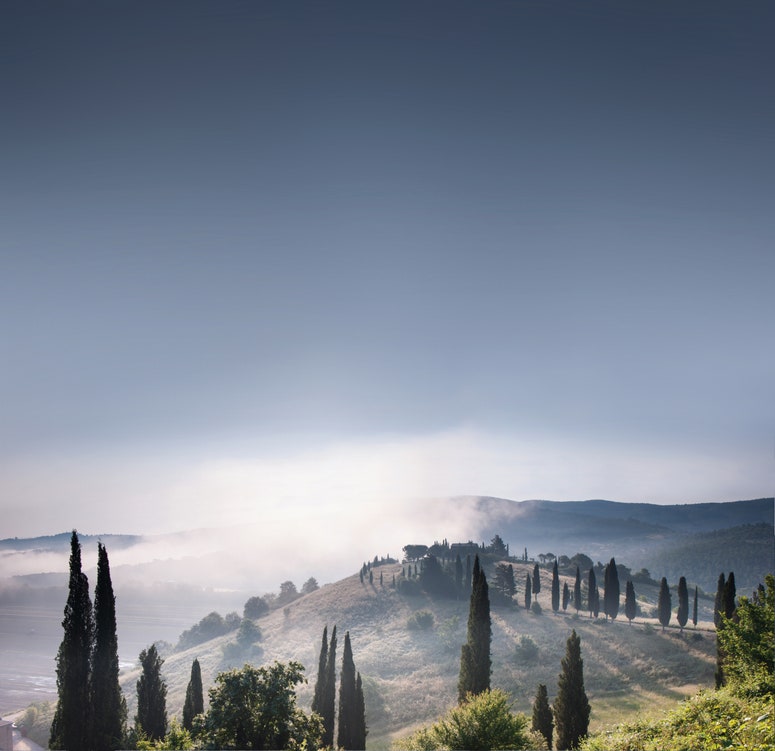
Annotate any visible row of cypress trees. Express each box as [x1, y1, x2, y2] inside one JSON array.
[[50, 531, 126, 751], [312, 625, 367, 749]]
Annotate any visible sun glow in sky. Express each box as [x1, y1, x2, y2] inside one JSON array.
[[1, 1, 773, 543]]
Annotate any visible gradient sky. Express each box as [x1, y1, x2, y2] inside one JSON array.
[[1, 1, 773, 541]]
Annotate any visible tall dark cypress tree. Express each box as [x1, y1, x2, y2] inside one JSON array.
[[338, 631, 358, 750], [573, 567, 581, 613], [658, 577, 672, 632], [51, 530, 93, 751], [182, 658, 203, 731], [723, 571, 736, 620], [677, 576, 689, 632], [603, 558, 620, 621], [135, 644, 167, 742], [551, 561, 560, 613], [525, 573, 532, 610], [532, 683, 553, 750], [354, 672, 368, 750], [562, 582, 570, 612], [692, 585, 698, 628], [457, 555, 491, 701], [91, 543, 126, 750], [312, 626, 329, 719], [624, 580, 636, 625], [714, 572, 726, 627], [553, 630, 590, 750], [321, 625, 337, 747], [587, 569, 599, 618], [533, 563, 542, 601]]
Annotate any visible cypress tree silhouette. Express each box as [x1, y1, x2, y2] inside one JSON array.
[[525, 573, 532, 610], [533, 563, 542, 601], [723, 571, 737, 620], [532, 683, 553, 749], [338, 632, 367, 749], [50, 531, 93, 751], [573, 567, 581, 613], [551, 561, 560, 614], [321, 625, 337, 747], [587, 569, 599, 618], [677, 576, 689, 632], [135, 643, 167, 742], [182, 658, 203, 731], [603, 558, 620, 621], [457, 555, 491, 701], [91, 543, 126, 750], [624, 580, 636, 625], [553, 630, 590, 750], [692, 585, 698, 627], [562, 582, 570, 612], [312, 626, 328, 719], [658, 577, 672, 632], [714, 572, 726, 627]]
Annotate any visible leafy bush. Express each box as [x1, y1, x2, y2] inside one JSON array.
[[394, 689, 545, 750], [407, 610, 435, 630], [514, 634, 539, 663], [177, 611, 241, 651], [581, 688, 773, 751]]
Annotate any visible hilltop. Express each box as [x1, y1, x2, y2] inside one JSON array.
[[120, 558, 719, 749]]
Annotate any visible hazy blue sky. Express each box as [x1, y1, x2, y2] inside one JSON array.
[[1, 1, 773, 542]]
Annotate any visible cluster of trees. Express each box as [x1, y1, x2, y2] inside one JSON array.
[[50, 532, 126, 750], [311, 626, 367, 750], [581, 574, 774, 751], [50, 531, 367, 750], [403, 554, 592, 750]]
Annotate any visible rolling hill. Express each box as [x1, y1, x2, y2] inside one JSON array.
[[118, 559, 719, 749]]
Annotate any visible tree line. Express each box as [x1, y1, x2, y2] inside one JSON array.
[[49, 531, 366, 750]]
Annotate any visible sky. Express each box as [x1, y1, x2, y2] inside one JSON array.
[[1, 1, 773, 556]]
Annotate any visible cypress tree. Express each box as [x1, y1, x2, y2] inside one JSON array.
[[573, 567, 581, 613], [321, 625, 337, 747], [457, 555, 491, 701], [182, 658, 203, 732], [91, 542, 126, 750], [551, 561, 560, 614], [532, 683, 553, 750], [677, 576, 689, 632], [135, 643, 167, 742], [553, 630, 590, 750], [624, 580, 636, 625], [525, 573, 532, 610], [337, 631, 358, 750], [533, 563, 542, 601], [562, 582, 570, 612], [658, 577, 671, 632], [354, 672, 368, 750], [587, 569, 599, 618], [604, 558, 620, 621], [723, 571, 736, 620], [312, 626, 328, 719], [692, 585, 698, 627], [50, 530, 93, 751], [714, 572, 726, 627]]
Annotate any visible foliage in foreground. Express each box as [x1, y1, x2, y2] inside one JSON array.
[[393, 689, 546, 750], [196, 661, 322, 750], [580, 688, 773, 751], [582, 573, 774, 751]]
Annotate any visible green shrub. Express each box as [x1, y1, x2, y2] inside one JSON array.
[[407, 610, 435, 630], [514, 634, 539, 663]]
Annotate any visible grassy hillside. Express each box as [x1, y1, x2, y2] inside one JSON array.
[[121, 560, 717, 749]]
